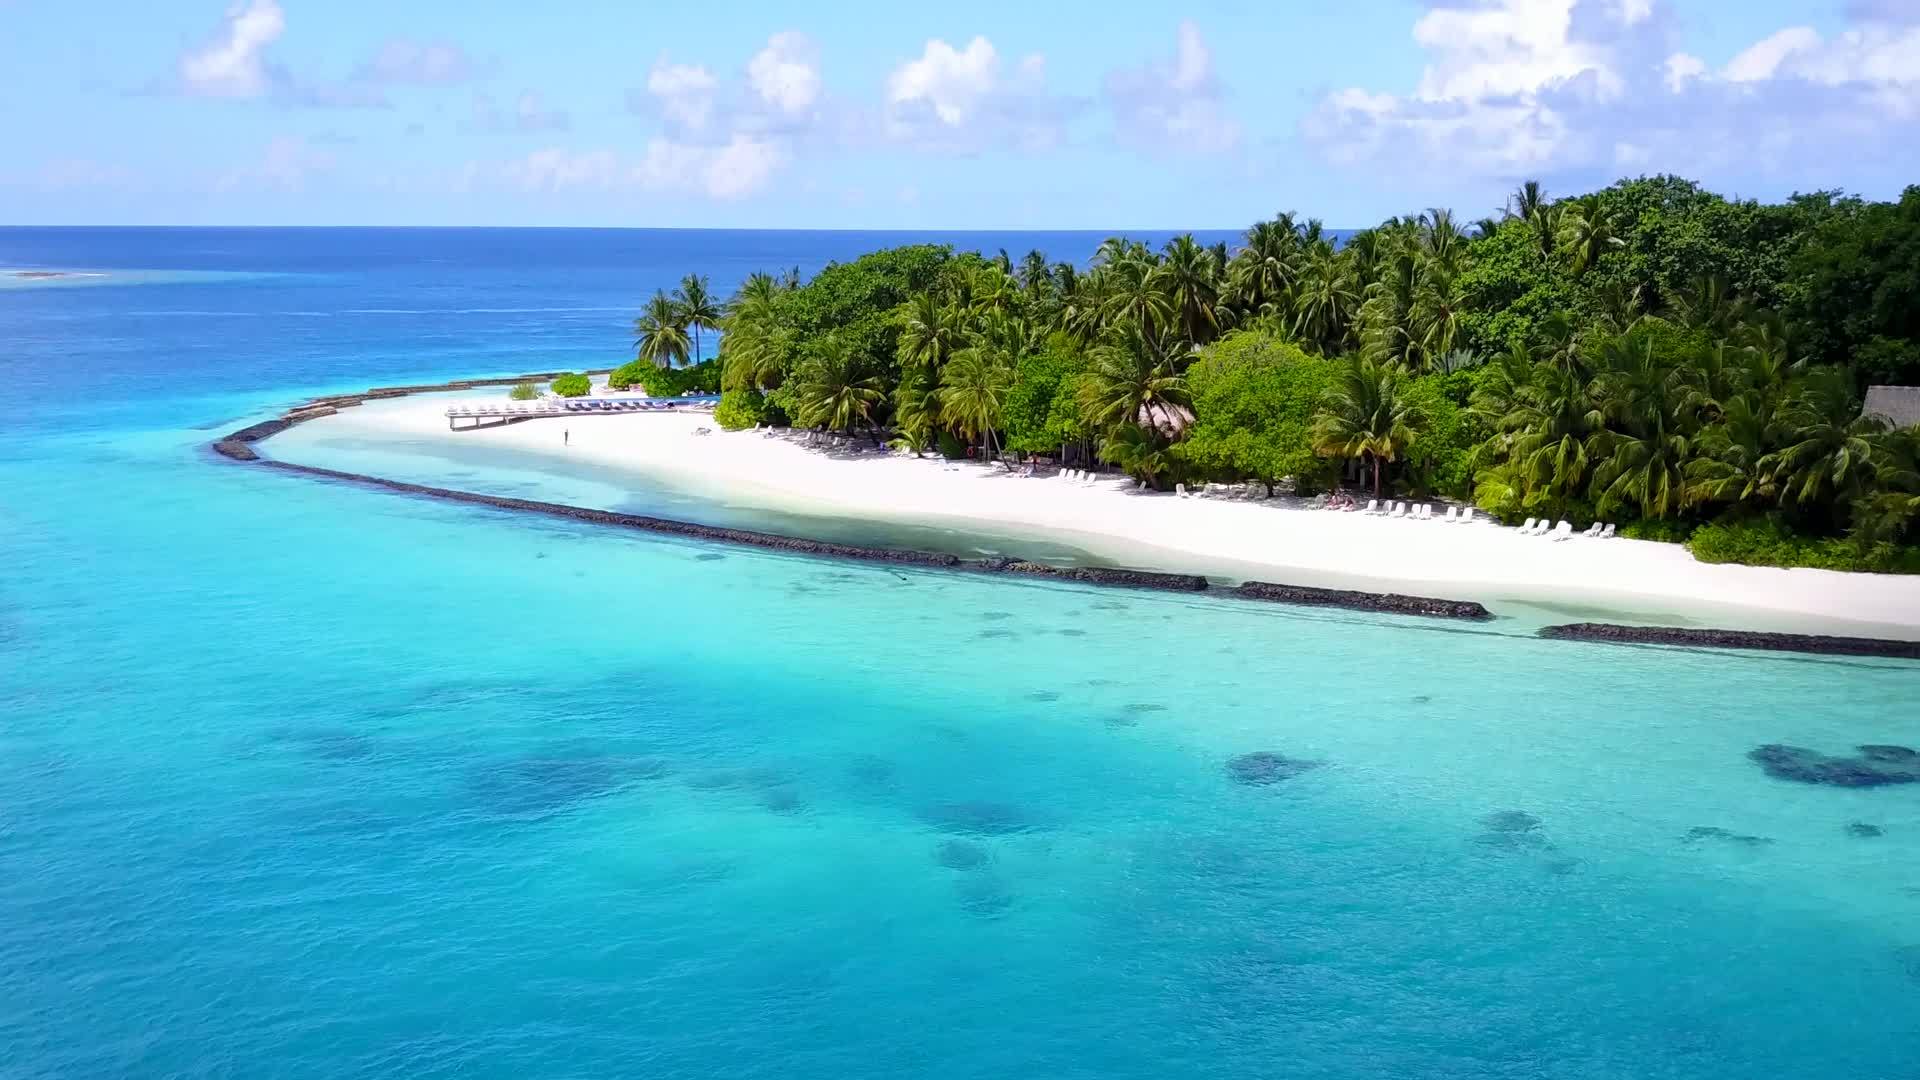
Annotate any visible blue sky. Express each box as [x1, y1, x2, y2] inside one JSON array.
[[1, 0, 1914, 228]]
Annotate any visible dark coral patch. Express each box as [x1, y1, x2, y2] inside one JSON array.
[[1683, 826, 1774, 847], [1480, 810, 1541, 833], [1848, 822, 1885, 838], [1226, 752, 1323, 786], [934, 839, 990, 871], [1749, 744, 1920, 787], [919, 800, 1040, 836]]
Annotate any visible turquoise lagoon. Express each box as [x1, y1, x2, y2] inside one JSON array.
[[2, 228, 1917, 1078]]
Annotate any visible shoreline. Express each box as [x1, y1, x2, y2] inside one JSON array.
[[210, 374, 1920, 656]]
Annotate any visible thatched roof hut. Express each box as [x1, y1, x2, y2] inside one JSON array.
[[1137, 402, 1196, 438], [1864, 385, 1920, 430]]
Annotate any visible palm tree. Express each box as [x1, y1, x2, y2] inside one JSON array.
[[1763, 367, 1885, 520], [938, 349, 1013, 461], [1686, 391, 1783, 510], [1018, 249, 1052, 299], [793, 337, 885, 434], [634, 290, 691, 369], [718, 272, 786, 391], [1313, 356, 1419, 495], [674, 274, 721, 365], [1293, 244, 1358, 355], [1558, 194, 1622, 277], [1080, 322, 1189, 436], [1154, 233, 1222, 346], [897, 293, 965, 379], [1227, 218, 1302, 319], [1588, 334, 1707, 519], [1098, 256, 1174, 339]]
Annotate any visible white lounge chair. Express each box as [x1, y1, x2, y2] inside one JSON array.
[[1550, 520, 1575, 541], [1363, 499, 1378, 515], [1442, 507, 1458, 523], [1581, 522, 1602, 537], [1175, 483, 1188, 498], [1598, 523, 1616, 539], [1519, 517, 1537, 534], [1421, 504, 1434, 520], [1388, 503, 1406, 519], [1458, 508, 1475, 524]]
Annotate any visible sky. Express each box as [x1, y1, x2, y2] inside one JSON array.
[[2, 0, 1917, 229]]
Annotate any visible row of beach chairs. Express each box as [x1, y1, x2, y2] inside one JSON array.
[[1058, 469, 1102, 486], [1516, 518, 1617, 541], [1362, 500, 1476, 524], [449, 397, 711, 418]]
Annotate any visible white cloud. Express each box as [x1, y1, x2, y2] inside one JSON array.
[[1303, 0, 1920, 189], [882, 36, 1071, 152], [356, 39, 486, 86], [179, 0, 285, 99], [503, 148, 621, 192], [1723, 27, 1824, 83], [468, 91, 570, 134], [1103, 21, 1241, 154], [495, 135, 784, 201], [217, 135, 337, 192], [1663, 52, 1706, 93], [747, 32, 821, 116], [645, 61, 719, 132], [888, 37, 1000, 127]]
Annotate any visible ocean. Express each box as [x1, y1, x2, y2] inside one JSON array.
[[1, 227, 1916, 1079]]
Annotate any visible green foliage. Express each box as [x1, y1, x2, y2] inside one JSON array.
[[1400, 373, 1480, 498], [507, 382, 538, 401], [1620, 518, 1697, 543], [1787, 186, 1920, 376], [1176, 331, 1331, 491], [713, 389, 767, 431], [549, 373, 591, 398], [624, 176, 1920, 573], [1002, 344, 1088, 454], [611, 359, 720, 396], [1687, 518, 1920, 574]]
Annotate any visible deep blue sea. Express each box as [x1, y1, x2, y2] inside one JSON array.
[[2, 227, 1917, 1079]]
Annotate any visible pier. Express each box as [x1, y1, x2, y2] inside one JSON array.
[[445, 394, 718, 431]]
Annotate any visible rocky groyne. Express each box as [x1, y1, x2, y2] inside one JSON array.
[[1537, 622, 1920, 660], [1233, 581, 1493, 620]]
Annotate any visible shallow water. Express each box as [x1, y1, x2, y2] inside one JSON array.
[[2, 228, 1918, 1079]]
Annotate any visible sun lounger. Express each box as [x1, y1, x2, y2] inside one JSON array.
[[1176, 483, 1188, 498], [1363, 499, 1378, 514], [1598, 523, 1616, 538], [1458, 508, 1475, 524], [1551, 520, 1575, 541], [1442, 507, 1457, 523], [1519, 517, 1538, 534], [1388, 503, 1405, 519]]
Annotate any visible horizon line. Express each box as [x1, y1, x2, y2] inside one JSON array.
[[0, 222, 1325, 234]]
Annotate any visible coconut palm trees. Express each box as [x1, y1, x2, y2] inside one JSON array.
[[635, 290, 691, 369], [938, 349, 1014, 461], [793, 337, 885, 434], [1079, 323, 1189, 436], [1155, 234, 1223, 346], [675, 274, 721, 364], [1313, 356, 1419, 496], [718, 273, 787, 391]]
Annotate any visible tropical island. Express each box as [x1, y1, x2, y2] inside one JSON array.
[[598, 175, 1920, 575], [259, 175, 1920, 637]]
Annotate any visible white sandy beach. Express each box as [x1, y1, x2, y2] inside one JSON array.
[[277, 389, 1920, 639]]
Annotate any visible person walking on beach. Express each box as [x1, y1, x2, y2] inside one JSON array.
[[564, 429, 569, 447]]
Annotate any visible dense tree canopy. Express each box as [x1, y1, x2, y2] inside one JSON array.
[[639, 173, 1920, 571]]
